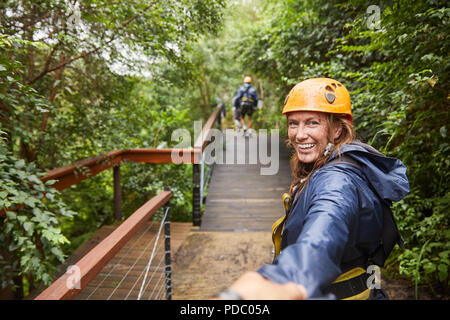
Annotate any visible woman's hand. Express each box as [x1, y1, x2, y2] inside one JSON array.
[[218, 271, 307, 300]]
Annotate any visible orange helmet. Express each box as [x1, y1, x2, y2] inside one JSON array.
[[244, 76, 252, 83], [282, 78, 352, 122]]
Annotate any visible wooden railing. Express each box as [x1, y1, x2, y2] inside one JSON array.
[[22, 104, 223, 300], [0, 104, 222, 218], [35, 190, 171, 300], [40, 148, 197, 191]]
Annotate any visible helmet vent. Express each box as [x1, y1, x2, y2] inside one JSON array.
[[331, 83, 337, 89], [325, 85, 334, 92], [325, 92, 336, 104]]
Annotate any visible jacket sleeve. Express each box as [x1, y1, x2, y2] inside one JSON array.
[[257, 168, 359, 298]]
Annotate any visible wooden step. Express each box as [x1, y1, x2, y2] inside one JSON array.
[[201, 134, 291, 231]]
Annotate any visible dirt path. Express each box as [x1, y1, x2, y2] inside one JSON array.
[[382, 275, 439, 300], [172, 231, 273, 299]]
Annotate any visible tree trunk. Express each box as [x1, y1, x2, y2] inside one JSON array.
[[198, 80, 208, 114], [40, 52, 65, 134], [31, 52, 66, 165]]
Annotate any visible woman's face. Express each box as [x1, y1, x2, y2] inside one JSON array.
[[287, 111, 340, 164]]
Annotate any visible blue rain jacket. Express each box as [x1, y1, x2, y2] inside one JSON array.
[[257, 141, 409, 298]]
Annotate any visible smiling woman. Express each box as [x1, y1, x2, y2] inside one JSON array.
[[287, 111, 345, 192], [287, 112, 333, 164], [287, 111, 354, 194], [288, 111, 342, 163], [216, 78, 410, 300], [284, 78, 354, 194]]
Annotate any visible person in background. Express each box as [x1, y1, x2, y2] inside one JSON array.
[[232, 76, 258, 136]]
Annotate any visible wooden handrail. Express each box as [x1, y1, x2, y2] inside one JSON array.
[[40, 104, 222, 186], [40, 150, 124, 191], [0, 106, 221, 217], [17, 105, 221, 299], [40, 148, 198, 192], [194, 104, 222, 151], [122, 148, 198, 164], [0, 148, 193, 217], [39, 104, 223, 190], [34, 190, 171, 300]]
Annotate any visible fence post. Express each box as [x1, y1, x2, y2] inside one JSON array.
[[200, 151, 205, 207], [193, 163, 201, 226], [113, 164, 122, 221], [163, 187, 172, 300]]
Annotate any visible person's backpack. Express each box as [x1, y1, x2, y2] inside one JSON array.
[[324, 152, 404, 267]]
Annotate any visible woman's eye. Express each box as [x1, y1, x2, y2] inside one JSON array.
[[288, 121, 298, 127], [309, 120, 319, 125]]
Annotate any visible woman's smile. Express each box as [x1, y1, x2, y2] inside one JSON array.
[[297, 143, 316, 150], [288, 111, 330, 164]]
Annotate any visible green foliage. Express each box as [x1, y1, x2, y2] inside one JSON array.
[[0, 0, 226, 297], [1, 0, 448, 299], [235, 0, 449, 296], [0, 135, 75, 290], [120, 162, 194, 222]]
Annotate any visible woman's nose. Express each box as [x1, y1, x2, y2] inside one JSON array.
[[295, 125, 308, 141]]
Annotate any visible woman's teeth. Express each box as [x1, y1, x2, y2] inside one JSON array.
[[298, 144, 315, 149]]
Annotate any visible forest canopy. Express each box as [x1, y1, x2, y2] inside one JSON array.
[[0, 0, 448, 299]]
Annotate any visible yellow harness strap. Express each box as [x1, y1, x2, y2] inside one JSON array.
[[331, 267, 371, 300], [272, 193, 371, 300], [271, 193, 291, 258], [271, 215, 285, 258]]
